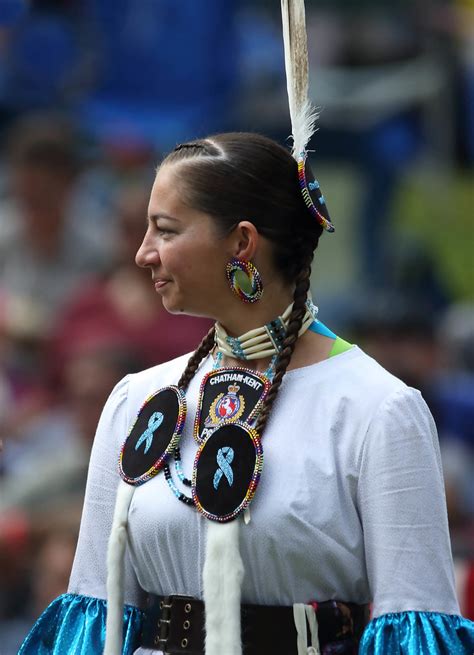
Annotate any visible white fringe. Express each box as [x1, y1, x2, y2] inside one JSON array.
[[203, 520, 244, 655], [103, 480, 135, 655], [293, 603, 321, 655], [280, 0, 319, 159]]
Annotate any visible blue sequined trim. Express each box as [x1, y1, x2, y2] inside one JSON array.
[[359, 611, 474, 655], [19, 592, 144, 654]]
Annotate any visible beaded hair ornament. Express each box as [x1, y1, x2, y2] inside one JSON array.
[[281, 0, 335, 233]]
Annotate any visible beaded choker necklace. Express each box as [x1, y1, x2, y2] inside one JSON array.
[[214, 298, 318, 360]]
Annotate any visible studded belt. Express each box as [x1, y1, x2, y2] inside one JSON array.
[[140, 593, 370, 654]]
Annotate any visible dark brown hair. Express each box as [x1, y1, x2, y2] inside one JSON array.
[[166, 132, 324, 436]]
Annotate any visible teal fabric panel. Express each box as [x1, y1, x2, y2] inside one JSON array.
[[19, 592, 144, 654], [308, 319, 337, 339], [360, 611, 474, 654]]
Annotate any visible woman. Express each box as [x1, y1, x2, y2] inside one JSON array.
[[19, 133, 474, 654]]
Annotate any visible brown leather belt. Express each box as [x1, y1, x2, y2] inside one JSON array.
[[140, 593, 370, 654]]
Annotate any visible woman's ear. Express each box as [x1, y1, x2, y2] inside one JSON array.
[[231, 221, 259, 260]]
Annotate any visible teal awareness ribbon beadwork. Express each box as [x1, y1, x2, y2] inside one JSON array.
[[213, 446, 234, 490], [135, 411, 164, 455]]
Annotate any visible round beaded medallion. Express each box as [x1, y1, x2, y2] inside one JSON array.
[[119, 385, 186, 485], [192, 421, 263, 522]]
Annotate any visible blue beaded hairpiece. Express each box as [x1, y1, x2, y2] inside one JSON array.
[[298, 152, 335, 233]]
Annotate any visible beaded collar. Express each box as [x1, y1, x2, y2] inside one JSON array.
[[214, 298, 318, 360]]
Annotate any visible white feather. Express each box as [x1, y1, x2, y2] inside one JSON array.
[[203, 520, 244, 655], [292, 99, 320, 160], [104, 481, 135, 655], [281, 0, 318, 159]]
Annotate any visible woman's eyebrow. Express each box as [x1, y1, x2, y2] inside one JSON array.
[[148, 212, 179, 223]]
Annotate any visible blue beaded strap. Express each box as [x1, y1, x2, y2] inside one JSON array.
[[174, 448, 192, 486], [164, 460, 194, 505]]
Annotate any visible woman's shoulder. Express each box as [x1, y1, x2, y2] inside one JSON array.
[[340, 346, 406, 391], [125, 351, 197, 406], [289, 345, 408, 399], [340, 347, 430, 417], [332, 347, 435, 439], [286, 345, 429, 433], [97, 352, 198, 444]]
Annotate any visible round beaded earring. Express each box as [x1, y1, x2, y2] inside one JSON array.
[[225, 258, 263, 303]]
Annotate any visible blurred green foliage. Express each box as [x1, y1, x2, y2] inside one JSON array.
[[395, 171, 474, 300]]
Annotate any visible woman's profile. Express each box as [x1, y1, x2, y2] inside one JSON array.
[[18, 1, 474, 654]]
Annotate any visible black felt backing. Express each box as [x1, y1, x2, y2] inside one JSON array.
[[194, 422, 260, 519], [121, 388, 180, 482]]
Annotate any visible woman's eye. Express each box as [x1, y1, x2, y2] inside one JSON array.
[[156, 226, 173, 236]]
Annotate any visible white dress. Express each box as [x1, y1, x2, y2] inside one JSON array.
[[69, 347, 459, 652], [61, 345, 462, 654]]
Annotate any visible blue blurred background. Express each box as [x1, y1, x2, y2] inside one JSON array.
[[0, 1, 473, 651]]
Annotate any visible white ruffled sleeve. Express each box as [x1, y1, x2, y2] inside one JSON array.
[[358, 386, 459, 618], [68, 374, 144, 608]]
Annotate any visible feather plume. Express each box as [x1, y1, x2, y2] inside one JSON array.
[[281, 0, 319, 159]]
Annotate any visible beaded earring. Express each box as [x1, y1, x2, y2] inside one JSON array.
[[226, 258, 263, 303]]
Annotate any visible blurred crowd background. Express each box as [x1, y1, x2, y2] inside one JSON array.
[[0, 0, 473, 652]]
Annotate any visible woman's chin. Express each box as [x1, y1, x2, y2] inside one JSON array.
[[160, 293, 187, 315], [162, 297, 213, 319]]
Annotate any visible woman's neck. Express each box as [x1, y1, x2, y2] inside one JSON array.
[[213, 286, 335, 374], [215, 283, 294, 338], [214, 330, 335, 374]]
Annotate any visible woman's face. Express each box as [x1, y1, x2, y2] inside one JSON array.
[[136, 164, 231, 317]]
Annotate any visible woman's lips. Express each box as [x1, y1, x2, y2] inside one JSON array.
[[154, 279, 170, 291]]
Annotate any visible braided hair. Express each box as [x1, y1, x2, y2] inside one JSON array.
[[161, 133, 323, 437]]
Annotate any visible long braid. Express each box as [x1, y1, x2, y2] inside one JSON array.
[[167, 326, 216, 498], [254, 248, 314, 436], [177, 325, 216, 391]]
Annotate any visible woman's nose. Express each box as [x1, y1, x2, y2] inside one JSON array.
[[135, 230, 159, 268]]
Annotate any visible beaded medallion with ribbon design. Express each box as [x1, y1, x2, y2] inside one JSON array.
[[119, 386, 186, 485], [192, 419, 263, 522]]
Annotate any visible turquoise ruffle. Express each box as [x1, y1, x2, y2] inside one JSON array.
[[360, 611, 474, 654], [18, 597, 474, 654], [19, 593, 144, 654]]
